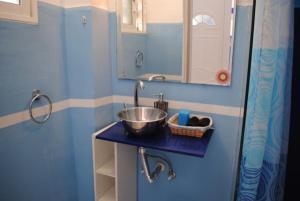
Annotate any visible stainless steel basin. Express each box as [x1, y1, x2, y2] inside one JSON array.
[[118, 107, 168, 136]]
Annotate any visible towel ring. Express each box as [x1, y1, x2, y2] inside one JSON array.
[[29, 90, 52, 124], [135, 50, 143, 68]]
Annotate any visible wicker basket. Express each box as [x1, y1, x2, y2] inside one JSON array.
[[167, 113, 213, 138]]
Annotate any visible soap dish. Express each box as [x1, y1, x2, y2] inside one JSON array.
[[167, 113, 213, 138]]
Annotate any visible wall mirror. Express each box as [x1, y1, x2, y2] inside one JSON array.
[[116, 0, 236, 86]]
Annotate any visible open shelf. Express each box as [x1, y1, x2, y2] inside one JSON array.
[[96, 158, 115, 178], [93, 124, 137, 201], [98, 186, 115, 201]]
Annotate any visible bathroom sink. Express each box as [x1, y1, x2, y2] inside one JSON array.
[[117, 107, 167, 136]]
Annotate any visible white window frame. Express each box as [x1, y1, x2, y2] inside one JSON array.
[[118, 0, 146, 34], [0, 0, 38, 24]]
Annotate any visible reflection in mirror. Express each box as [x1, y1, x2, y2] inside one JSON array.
[[117, 0, 236, 86], [117, 0, 184, 82], [122, 0, 133, 25], [189, 0, 236, 85]]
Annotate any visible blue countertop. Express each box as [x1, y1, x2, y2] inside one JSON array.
[[96, 122, 213, 157]]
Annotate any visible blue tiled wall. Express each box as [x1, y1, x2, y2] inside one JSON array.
[[0, 3, 77, 201], [0, 3, 68, 116], [119, 33, 147, 77], [145, 23, 182, 75], [0, 111, 77, 201], [118, 23, 182, 78], [65, 7, 112, 99], [64, 6, 114, 201], [0, 3, 113, 201], [69, 105, 113, 201], [91, 8, 113, 98]]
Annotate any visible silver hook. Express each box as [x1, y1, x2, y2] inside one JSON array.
[[81, 16, 87, 25]]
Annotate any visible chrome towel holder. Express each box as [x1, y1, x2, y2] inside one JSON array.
[[29, 90, 52, 124]]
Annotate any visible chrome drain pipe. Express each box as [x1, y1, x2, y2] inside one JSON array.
[[139, 147, 176, 183]]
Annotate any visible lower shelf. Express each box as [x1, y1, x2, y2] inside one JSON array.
[[96, 158, 115, 178], [98, 186, 115, 201]]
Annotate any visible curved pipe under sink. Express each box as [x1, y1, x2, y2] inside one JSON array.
[[139, 147, 176, 183]]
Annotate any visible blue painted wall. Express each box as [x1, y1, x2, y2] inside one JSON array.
[[145, 23, 182, 75], [0, 3, 113, 201], [69, 105, 113, 201], [118, 23, 182, 78], [119, 33, 147, 78], [64, 6, 114, 201], [0, 111, 77, 201], [91, 8, 113, 98], [110, 6, 253, 201], [0, 3, 68, 116], [65, 7, 112, 99], [65, 7, 93, 99], [0, 3, 77, 201]]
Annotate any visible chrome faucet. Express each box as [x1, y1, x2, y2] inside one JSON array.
[[134, 80, 144, 107]]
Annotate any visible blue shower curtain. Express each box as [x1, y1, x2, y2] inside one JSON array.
[[237, 0, 294, 201]]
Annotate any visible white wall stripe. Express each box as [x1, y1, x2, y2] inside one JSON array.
[[0, 111, 30, 129], [0, 99, 69, 129], [69, 96, 112, 108], [52, 99, 70, 112], [0, 96, 243, 129], [112, 95, 244, 117]]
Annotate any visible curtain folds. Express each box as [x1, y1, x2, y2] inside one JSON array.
[[237, 0, 294, 200]]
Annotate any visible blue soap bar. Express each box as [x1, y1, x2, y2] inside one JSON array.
[[178, 110, 190, 126]]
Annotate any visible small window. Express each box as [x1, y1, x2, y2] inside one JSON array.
[[0, 0, 38, 24], [122, 0, 133, 25], [192, 14, 216, 26], [120, 0, 146, 33], [2, 0, 20, 4]]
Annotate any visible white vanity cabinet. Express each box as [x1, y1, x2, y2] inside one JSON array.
[[92, 125, 137, 201]]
